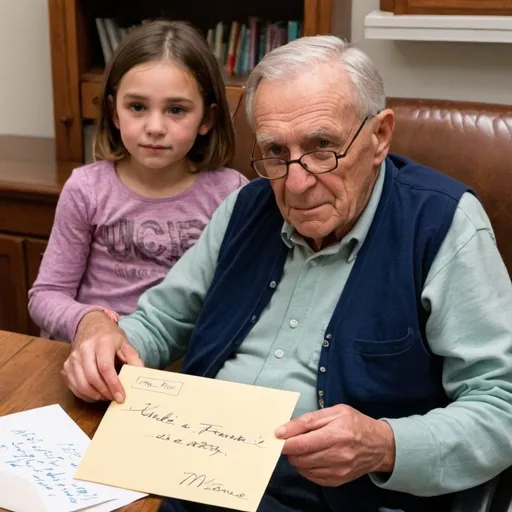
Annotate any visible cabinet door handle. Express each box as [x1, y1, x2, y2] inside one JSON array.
[[92, 96, 100, 105], [60, 115, 73, 126]]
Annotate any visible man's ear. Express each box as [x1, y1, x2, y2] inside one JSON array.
[[108, 95, 120, 129], [198, 104, 218, 136], [372, 108, 395, 167]]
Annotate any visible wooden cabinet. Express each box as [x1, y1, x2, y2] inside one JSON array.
[[0, 236, 49, 336], [48, 0, 334, 163], [81, 81, 102, 120], [380, 0, 512, 15], [0, 137, 74, 335], [0, 235, 29, 334]]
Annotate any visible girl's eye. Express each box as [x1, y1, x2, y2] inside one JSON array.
[[169, 106, 186, 115], [130, 104, 145, 113], [318, 140, 331, 149]]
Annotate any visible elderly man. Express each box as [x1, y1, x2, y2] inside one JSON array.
[[63, 35, 512, 512]]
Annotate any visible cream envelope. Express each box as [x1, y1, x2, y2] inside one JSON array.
[[0, 404, 145, 512], [75, 366, 300, 512]]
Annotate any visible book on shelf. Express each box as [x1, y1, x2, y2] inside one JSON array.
[[95, 18, 112, 65], [209, 18, 303, 77], [93, 17, 303, 79]]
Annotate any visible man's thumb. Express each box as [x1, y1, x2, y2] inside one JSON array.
[[117, 341, 144, 367]]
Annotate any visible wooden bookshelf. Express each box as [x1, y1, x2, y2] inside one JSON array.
[[48, 0, 334, 163]]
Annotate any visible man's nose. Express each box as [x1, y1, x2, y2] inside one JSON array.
[[285, 157, 315, 193]]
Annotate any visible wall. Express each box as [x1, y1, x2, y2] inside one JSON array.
[[346, 0, 512, 105], [0, 0, 54, 137]]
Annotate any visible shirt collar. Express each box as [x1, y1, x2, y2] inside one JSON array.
[[280, 160, 386, 262]]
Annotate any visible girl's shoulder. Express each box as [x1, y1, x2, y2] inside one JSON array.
[[201, 167, 250, 191], [57, 161, 117, 217], [66, 160, 116, 188]]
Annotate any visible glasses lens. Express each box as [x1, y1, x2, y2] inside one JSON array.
[[253, 159, 287, 179], [301, 151, 338, 173]]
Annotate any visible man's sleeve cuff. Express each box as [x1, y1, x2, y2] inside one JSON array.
[[369, 417, 440, 496]]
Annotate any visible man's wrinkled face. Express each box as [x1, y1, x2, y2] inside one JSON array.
[[252, 64, 391, 250]]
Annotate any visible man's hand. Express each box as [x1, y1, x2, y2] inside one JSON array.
[[62, 311, 144, 403], [276, 404, 395, 487]]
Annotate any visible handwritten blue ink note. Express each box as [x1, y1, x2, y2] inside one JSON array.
[[0, 404, 145, 512]]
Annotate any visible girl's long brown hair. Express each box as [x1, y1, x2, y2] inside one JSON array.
[[93, 20, 235, 170]]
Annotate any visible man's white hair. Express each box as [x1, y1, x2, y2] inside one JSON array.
[[245, 35, 386, 127]]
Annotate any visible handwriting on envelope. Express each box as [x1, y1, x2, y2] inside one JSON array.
[[75, 365, 299, 511]]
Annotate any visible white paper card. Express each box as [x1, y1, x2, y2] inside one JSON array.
[[0, 404, 145, 512]]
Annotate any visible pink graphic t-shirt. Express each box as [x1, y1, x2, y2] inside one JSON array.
[[28, 160, 248, 341]]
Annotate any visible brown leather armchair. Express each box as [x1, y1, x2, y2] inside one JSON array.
[[230, 94, 512, 510], [388, 98, 512, 512]]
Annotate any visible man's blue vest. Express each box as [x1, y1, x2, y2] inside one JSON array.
[[180, 154, 471, 511]]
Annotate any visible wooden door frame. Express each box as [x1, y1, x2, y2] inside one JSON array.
[[48, 0, 84, 162], [304, 0, 333, 36]]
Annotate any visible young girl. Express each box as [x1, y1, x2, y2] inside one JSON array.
[[29, 20, 248, 341]]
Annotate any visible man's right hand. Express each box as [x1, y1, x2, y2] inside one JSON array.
[[62, 310, 144, 403]]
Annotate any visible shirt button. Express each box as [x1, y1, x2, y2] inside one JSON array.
[[274, 349, 284, 359], [269, 281, 277, 288], [319, 399, 325, 408], [325, 333, 332, 340], [318, 389, 324, 397], [250, 315, 257, 323], [310, 260, 317, 267], [320, 366, 326, 373], [289, 319, 299, 328], [323, 340, 330, 347]]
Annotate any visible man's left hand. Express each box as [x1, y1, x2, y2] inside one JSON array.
[[276, 404, 396, 487]]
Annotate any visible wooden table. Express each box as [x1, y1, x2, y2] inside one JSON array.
[[0, 330, 163, 512]]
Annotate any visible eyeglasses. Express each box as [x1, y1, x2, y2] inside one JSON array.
[[250, 116, 370, 180]]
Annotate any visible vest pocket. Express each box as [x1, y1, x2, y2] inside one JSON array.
[[348, 328, 433, 410], [353, 328, 413, 356]]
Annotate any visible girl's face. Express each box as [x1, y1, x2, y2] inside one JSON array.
[[112, 60, 214, 172]]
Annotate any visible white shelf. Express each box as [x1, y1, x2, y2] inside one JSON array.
[[364, 10, 512, 43]]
